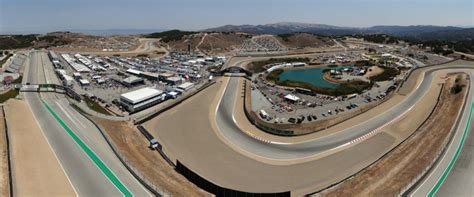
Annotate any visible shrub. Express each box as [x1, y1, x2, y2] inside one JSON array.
[[369, 66, 400, 81]]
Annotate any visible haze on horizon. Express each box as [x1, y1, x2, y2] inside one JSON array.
[[1, 0, 473, 34]]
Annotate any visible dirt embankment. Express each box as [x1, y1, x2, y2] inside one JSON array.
[[319, 74, 468, 196], [93, 118, 210, 196], [0, 106, 9, 197]]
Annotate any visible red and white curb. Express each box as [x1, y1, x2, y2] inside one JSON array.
[[348, 106, 414, 145]]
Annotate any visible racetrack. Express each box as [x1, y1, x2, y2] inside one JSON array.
[[145, 59, 474, 195], [22, 51, 150, 196]]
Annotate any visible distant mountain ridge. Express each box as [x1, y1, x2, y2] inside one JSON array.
[[67, 28, 167, 36], [203, 22, 361, 35], [202, 22, 469, 40]]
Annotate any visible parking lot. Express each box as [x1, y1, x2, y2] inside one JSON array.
[[249, 51, 410, 124], [52, 51, 224, 114]]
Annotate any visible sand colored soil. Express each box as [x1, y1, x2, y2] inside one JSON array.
[[364, 66, 384, 78], [5, 99, 75, 196], [94, 118, 210, 196], [320, 75, 467, 196]]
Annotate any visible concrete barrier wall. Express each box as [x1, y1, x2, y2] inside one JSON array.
[[1, 106, 13, 197], [176, 161, 290, 197]]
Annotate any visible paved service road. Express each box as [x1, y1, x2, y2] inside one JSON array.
[[23, 51, 149, 196]]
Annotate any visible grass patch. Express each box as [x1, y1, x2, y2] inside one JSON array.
[[265, 69, 284, 82], [0, 89, 19, 103], [84, 97, 111, 115], [369, 66, 400, 82], [70, 103, 91, 116], [0, 53, 13, 68], [12, 76, 23, 84], [451, 75, 465, 94], [247, 57, 310, 73], [145, 30, 197, 43], [277, 79, 371, 96]]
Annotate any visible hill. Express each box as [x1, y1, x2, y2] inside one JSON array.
[[145, 30, 198, 43], [276, 33, 335, 49], [0, 34, 72, 50], [412, 28, 474, 41], [203, 22, 362, 35], [367, 25, 463, 37], [203, 22, 468, 40]]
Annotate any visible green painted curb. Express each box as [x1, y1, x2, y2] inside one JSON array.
[[428, 102, 473, 197], [42, 100, 132, 197]]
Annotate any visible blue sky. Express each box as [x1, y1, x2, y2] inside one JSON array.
[[1, 0, 473, 33]]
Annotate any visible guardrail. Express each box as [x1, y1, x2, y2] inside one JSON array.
[[136, 125, 175, 168], [1, 106, 13, 197]]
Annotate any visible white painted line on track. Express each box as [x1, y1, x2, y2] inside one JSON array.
[[25, 98, 79, 196], [56, 100, 87, 130]]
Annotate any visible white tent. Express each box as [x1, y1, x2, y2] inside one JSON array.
[[284, 94, 300, 102]]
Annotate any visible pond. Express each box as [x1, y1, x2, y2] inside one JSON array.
[[277, 65, 353, 88]]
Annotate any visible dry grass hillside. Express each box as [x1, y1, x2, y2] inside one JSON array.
[[197, 32, 251, 55], [276, 33, 335, 49]]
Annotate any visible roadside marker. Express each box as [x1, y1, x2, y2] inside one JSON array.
[[42, 100, 133, 197]]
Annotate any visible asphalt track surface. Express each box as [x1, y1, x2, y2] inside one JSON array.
[[216, 74, 433, 159], [147, 59, 474, 195], [410, 66, 474, 196], [23, 51, 149, 196]]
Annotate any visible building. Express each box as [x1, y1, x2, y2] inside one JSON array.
[[79, 79, 90, 86], [158, 73, 174, 81], [73, 72, 82, 80], [120, 87, 166, 112], [122, 76, 144, 87], [177, 82, 194, 92], [284, 94, 300, 103], [164, 76, 183, 85], [3, 76, 14, 85], [126, 68, 142, 76], [48, 50, 59, 61], [62, 75, 74, 86], [141, 72, 160, 80]]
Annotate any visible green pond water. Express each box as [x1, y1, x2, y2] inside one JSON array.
[[278, 65, 353, 88]]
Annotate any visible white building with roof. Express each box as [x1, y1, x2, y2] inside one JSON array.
[[177, 82, 194, 91], [284, 94, 300, 102], [119, 87, 166, 112]]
